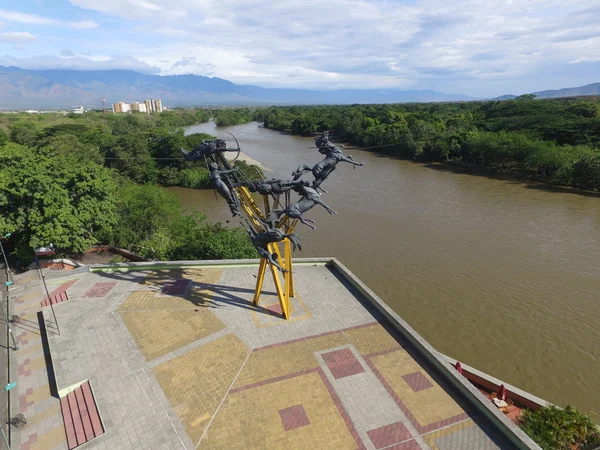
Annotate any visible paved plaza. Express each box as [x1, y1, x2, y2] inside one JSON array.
[[8, 260, 533, 450]]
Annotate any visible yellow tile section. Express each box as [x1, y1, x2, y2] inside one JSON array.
[[120, 308, 225, 360], [186, 286, 212, 307], [370, 351, 465, 427], [119, 290, 193, 311], [30, 426, 66, 450], [141, 268, 222, 287], [153, 333, 249, 444], [185, 268, 223, 284], [422, 419, 476, 450], [22, 404, 62, 427], [344, 323, 399, 355], [23, 357, 47, 374], [306, 331, 349, 353], [200, 372, 356, 450], [140, 269, 186, 286], [25, 385, 51, 403], [13, 343, 43, 357], [233, 340, 319, 389]]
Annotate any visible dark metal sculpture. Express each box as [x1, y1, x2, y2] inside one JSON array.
[[241, 220, 301, 273], [242, 178, 310, 196], [269, 184, 336, 230], [181, 133, 362, 319], [182, 135, 241, 162], [292, 133, 364, 191], [208, 162, 241, 217]]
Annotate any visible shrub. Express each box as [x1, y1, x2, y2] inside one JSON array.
[[519, 405, 600, 450]]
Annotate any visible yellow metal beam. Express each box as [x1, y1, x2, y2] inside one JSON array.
[[253, 258, 267, 306], [233, 185, 294, 320]]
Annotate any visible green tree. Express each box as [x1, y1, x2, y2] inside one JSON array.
[[40, 134, 103, 165], [0, 143, 117, 261], [109, 135, 158, 183], [9, 122, 40, 146]]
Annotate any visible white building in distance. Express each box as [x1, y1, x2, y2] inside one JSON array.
[[112, 100, 161, 114]]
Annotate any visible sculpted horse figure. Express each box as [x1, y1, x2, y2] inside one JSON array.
[[292, 135, 364, 191], [208, 162, 241, 217], [241, 221, 301, 273], [268, 184, 336, 230]]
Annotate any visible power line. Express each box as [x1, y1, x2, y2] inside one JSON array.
[[101, 142, 401, 162]]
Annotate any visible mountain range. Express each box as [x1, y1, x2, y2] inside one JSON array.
[[493, 83, 600, 100], [0, 65, 598, 109]]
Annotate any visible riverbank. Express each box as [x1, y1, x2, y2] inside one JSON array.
[[232, 151, 272, 172], [255, 100, 600, 191]]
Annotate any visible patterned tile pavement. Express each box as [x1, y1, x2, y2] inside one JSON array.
[[8, 263, 516, 450]]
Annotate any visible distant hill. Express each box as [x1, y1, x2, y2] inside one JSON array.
[[532, 83, 600, 99], [492, 94, 517, 100], [0, 65, 474, 109], [493, 83, 600, 101]]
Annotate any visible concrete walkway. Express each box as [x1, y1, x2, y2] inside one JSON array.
[[10, 269, 71, 450]]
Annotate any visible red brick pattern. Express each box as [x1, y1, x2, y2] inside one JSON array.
[[279, 404, 310, 431], [401, 371, 434, 393], [367, 422, 412, 449], [19, 387, 34, 411], [17, 358, 32, 377], [322, 348, 365, 379], [51, 279, 78, 297], [266, 303, 284, 314], [40, 261, 77, 270], [41, 291, 69, 308], [82, 282, 117, 298], [60, 381, 104, 449]]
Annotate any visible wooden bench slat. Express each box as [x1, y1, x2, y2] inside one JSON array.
[[82, 382, 104, 437], [67, 391, 86, 445], [60, 396, 78, 450], [75, 387, 94, 440]]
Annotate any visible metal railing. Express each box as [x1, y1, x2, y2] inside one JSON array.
[[1, 261, 16, 450]]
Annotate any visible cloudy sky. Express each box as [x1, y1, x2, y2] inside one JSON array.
[[0, 0, 599, 97]]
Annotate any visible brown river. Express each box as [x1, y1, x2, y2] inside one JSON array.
[[172, 121, 600, 413]]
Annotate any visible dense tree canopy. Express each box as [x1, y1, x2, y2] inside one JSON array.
[[254, 98, 600, 190], [0, 143, 117, 260], [0, 108, 260, 262]]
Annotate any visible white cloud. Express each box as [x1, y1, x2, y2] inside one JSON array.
[[0, 10, 56, 25], [3, 0, 599, 96], [0, 9, 98, 29], [69, 20, 99, 29], [0, 54, 159, 73], [0, 31, 35, 42]]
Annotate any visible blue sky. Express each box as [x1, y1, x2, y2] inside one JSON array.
[[0, 0, 599, 97]]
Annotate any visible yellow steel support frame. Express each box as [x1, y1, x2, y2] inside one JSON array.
[[236, 186, 294, 319]]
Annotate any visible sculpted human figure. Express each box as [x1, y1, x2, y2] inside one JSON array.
[[268, 184, 336, 230], [209, 162, 241, 217], [242, 221, 301, 273], [292, 134, 364, 189], [181, 139, 239, 161]]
